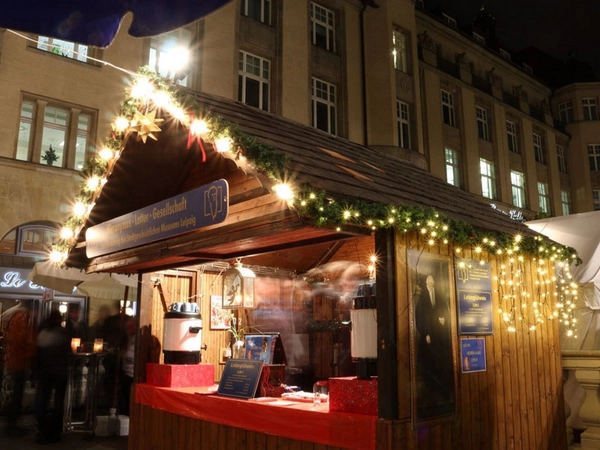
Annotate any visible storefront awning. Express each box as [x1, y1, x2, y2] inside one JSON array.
[[29, 260, 137, 298], [0, 0, 232, 48]]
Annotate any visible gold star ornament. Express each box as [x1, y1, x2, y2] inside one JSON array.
[[128, 109, 164, 143]]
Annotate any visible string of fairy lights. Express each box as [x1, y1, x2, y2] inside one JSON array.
[[48, 67, 580, 336]]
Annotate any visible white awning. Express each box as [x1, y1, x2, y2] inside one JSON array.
[[29, 260, 137, 299]]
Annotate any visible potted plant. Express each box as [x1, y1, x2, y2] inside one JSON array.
[[42, 145, 59, 166]]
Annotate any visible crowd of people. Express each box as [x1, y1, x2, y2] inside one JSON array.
[[0, 301, 135, 444]]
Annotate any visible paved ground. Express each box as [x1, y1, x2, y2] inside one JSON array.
[[0, 415, 128, 450]]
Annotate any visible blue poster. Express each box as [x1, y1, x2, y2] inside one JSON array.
[[455, 259, 493, 334], [461, 338, 486, 373]]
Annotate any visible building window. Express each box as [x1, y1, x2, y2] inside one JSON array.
[[311, 3, 335, 52], [16, 97, 95, 170], [442, 13, 457, 28], [523, 63, 533, 75], [480, 158, 496, 199], [238, 51, 270, 111], [582, 98, 599, 121], [593, 190, 600, 211], [472, 32, 485, 45], [561, 190, 571, 215], [392, 29, 408, 73], [558, 101, 574, 124], [537, 182, 550, 215], [506, 120, 519, 153], [0, 222, 59, 256], [476, 106, 489, 141], [396, 100, 411, 148], [588, 144, 600, 171], [441, 90, 455, 127], [499, 48, 511, 60], [312, 77, 336, 135], [445, 148, 460, 187], [149, 28, 193, 87], [510, 171, 526, 208], [241, 0, 271, 25], [557, 145, 567, 173], [533, 133, 545, 164], [36, 36, 89, 62]]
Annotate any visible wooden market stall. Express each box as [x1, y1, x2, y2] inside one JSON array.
[[61, 75, 572, 449]]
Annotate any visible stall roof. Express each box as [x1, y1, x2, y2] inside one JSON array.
[[68, 88, 541, 274]]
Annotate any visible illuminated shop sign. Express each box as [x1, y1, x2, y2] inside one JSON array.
[[86, 179, 229, 258], [0, 267, 45, 294]]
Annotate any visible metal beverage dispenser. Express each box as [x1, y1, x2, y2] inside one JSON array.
[[162, 302, 203, 364], [350, 283, 377, 379]]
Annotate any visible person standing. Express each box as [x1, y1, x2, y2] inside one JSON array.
[[33, 310, 71, 444], [1, 300, 36, 436]]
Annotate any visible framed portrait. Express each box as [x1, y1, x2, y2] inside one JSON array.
[[210, 295, 230, 330], [407, 249, 457, 425]]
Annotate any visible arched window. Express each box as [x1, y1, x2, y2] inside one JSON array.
[[0, 221, 59, 257]]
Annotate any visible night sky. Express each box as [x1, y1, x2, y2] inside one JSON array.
[[433, 0, 600, 75]]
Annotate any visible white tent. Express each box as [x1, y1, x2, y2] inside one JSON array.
[[527, 210, 600, 350], [29, 260, 138, 300]]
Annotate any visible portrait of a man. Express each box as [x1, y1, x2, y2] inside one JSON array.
[[408, 250, 456, 423]]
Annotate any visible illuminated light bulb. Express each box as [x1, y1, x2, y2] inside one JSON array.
[[455, 248, 461, 253], [153, 90, 172, 108], [49, 249, 66, 264], [514, 234, 522, 243], [162, 47, 190, 76], [442, 224, 448, 231], [370, 255, 377, 263], [443, 239, 448, 244], [428, 239, 435, 246], [309, 193, 316, 199], [130, 77, 154, 99], [336, 227, 341, 232], [343, 210, 351, 219], [86, 176, 100, 191], [427, 221, 435, 227], [190, 119, 209, 136], [114, 116, 130, 132], [300, 200, 307, 206], [367, 220, 373, 226], [98, 147, 115, 160], [420, 228, 427, 234], [214, 136, 233, 153], [388, 217, 395, 224], [431, 231, 437, 237], [60, 227, 74, 240], [73, 201, 87, 217], [273, 183, 294, 200], [475, 246, 482, 253], [169, 106, 187, 122]]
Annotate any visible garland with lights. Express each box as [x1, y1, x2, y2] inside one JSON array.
[[49, 68, 581, 333]]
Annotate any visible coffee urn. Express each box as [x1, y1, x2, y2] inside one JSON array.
[[350, 283, 377, 379], [162, 302, 203, 364]]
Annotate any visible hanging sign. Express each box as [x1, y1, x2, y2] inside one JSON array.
[[460, 338, 486, 373], [455, 259, 493, 335], [86, 179, 228, 258]]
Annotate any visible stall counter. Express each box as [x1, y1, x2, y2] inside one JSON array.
[[135, 383, 376, 450]]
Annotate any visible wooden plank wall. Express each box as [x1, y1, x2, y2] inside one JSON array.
[[380, 231, 567, 450]]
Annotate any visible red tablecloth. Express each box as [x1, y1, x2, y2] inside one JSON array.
[[135, 384, 376, 450]]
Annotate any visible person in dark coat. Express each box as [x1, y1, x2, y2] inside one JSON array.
[[33, 310, 71, 444]]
